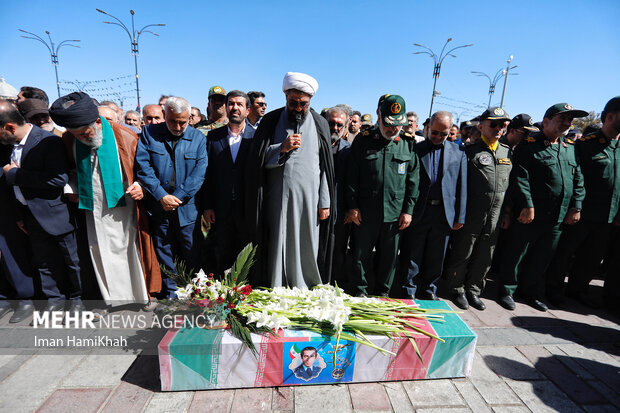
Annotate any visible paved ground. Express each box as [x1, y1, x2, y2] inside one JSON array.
[[0, 279, 618, 413]]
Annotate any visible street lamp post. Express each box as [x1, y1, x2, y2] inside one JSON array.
[[471, 68, 505, 108], [414, 38, 473, 119], [499, 55, 517, 108], [19, 29, 80, 98], [96, 8, 165, 111]]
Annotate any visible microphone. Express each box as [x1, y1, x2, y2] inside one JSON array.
[[295, 114, 302, 134]]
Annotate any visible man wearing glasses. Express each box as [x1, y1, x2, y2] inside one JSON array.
[[246, 91, 266, 131], [245, 72, 335, 289], [443, 107, 512, 310], [400, 110, 467, 301]]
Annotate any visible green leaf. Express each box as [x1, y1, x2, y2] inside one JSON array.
[[230, 243, 256, 286]]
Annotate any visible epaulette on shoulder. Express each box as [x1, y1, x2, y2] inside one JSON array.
[[499, 141, 510, 149], [401, 131, 413, 138], [578, 132, 597, 142], [566, 138, 575, 145], [525, 137, 536, 143], [362, 130, 370, 136]]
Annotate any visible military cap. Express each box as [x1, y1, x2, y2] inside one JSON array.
[[543, 103, 588, 119], [508, 113, 539, 132], [17, 98, 49, 119], [377, 94, 390, 108], [480, 106, 510, 122], [208, 86, 226, 98], [460, 120, 473, 129], [602, 96, 620, 123], [379, 95, 407, 126], [361, 113, 373, 126]]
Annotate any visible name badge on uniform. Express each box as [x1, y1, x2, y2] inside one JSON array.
[[398, 162, 406, 174], [479, 153, 493, 166], [498, 158, 511, 165]]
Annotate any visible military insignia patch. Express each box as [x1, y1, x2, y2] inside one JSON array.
[[363, 114, 371, 121], [564, 104, 573, 110], [493, 107, 504, 116], [214, 86, 222, 93], [479, 153, 493, 165], [498, 158, 511, 165], [398, 162, 406, 174], [391, 102, 401, 114], [526, 137, 536, 143], [528, 118, 534, 125], [567, 138, 575, 144]]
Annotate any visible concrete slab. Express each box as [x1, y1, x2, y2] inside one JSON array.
[[0, 354, 84, 412], [402, 379, 464, 408], [61, 354, 138, 387], [35, 387, 112, 413], [144, 391, 193, 413], [230, 388, 272, 413], [506, 379, 582, 413], [294, 385, 352, 413], [349, 382, 391, 412], [382, 382, 413, 413], [478, 346, 543, 380], [272, 386, 293, 411], [474, 328, 538, 347], [100, 381, 152, 412], [453, 380, 492, 413], [188, 390, 234, 413], [469, 355, 521, 405]]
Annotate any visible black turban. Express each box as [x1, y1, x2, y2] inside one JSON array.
[[49, 91, 99, 129]]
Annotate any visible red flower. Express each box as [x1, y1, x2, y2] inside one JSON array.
[[208, 273, 214, 279], [239, 285, 253, 295], [206, 281, 211, 287], [233, 286, 238, 293], [216, 297, 224, 304], [228, 303, 235, 309]]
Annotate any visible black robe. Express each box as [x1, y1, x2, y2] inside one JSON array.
[[244, 107, 336, 287]]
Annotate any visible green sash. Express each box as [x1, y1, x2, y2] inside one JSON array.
[[76, 117, 126, 211]]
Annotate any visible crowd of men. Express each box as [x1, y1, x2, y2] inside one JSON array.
[[0, 74, 618, 325]]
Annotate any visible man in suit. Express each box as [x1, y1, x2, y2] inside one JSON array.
[[136, 96, 207, 298], [202, 90, 255, 276], [0, 100, 83, 318], [400, 111, 467, 300], [293, 347, 323, 380], [0, 141, 34, 323]]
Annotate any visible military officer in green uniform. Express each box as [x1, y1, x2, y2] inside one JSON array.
[[196, 86, 229, 136], [345, 95, 420, 296], [546, 96, 620, 308], [498, 103, 586, 311], [444, 107, 512, 310]]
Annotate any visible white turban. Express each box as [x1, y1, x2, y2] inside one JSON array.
[[282, 72, 319, 96]]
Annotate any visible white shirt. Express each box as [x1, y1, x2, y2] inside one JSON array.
[[228, 124, 252, 163], [10, 124, 33, 205]]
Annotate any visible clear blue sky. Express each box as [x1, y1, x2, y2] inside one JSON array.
[[1, 0, 618, 123]]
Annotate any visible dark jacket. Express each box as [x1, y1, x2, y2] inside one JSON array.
[[3, 125, 74, 236], [244, 107, 336, 284]]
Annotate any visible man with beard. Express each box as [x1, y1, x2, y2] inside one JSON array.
[[197, 86, 228, 136], [346, 95, 419, 296], [203, 91, 255, 275], [498, 103, 586, 311], [246, 91, 266, 131], [443, 107, 512, 310], [136, 96, 206, 297], [0, 99, 82, 319], [49, 92, 161, 309], [325, 106, 352, 287], [245, 72, 335, 288], [348, 111, 362, 143]]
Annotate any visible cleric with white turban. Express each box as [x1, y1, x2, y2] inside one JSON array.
[[245, 71, 336, 290], [282, 72, 319, 96]]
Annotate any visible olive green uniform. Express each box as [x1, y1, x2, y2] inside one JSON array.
[[546, 130, 620, 296], [444, 139, 512, 296], [197, 119, 228, 137], [346, 128, 420, 295], [499, 132, 585, 299]]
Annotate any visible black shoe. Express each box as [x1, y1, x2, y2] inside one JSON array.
[[30, 300, 65, 326], [67, 300, 85, 313], [418, 291, 438, 301], [467, 294, 486, 311], [499, 294, 516, 310], [10, 301, 34, 323], [0, 305, 12, 320], [376, 292, 390, 298], [453, 293, 469, 310], [527, 298, 548, 312]]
